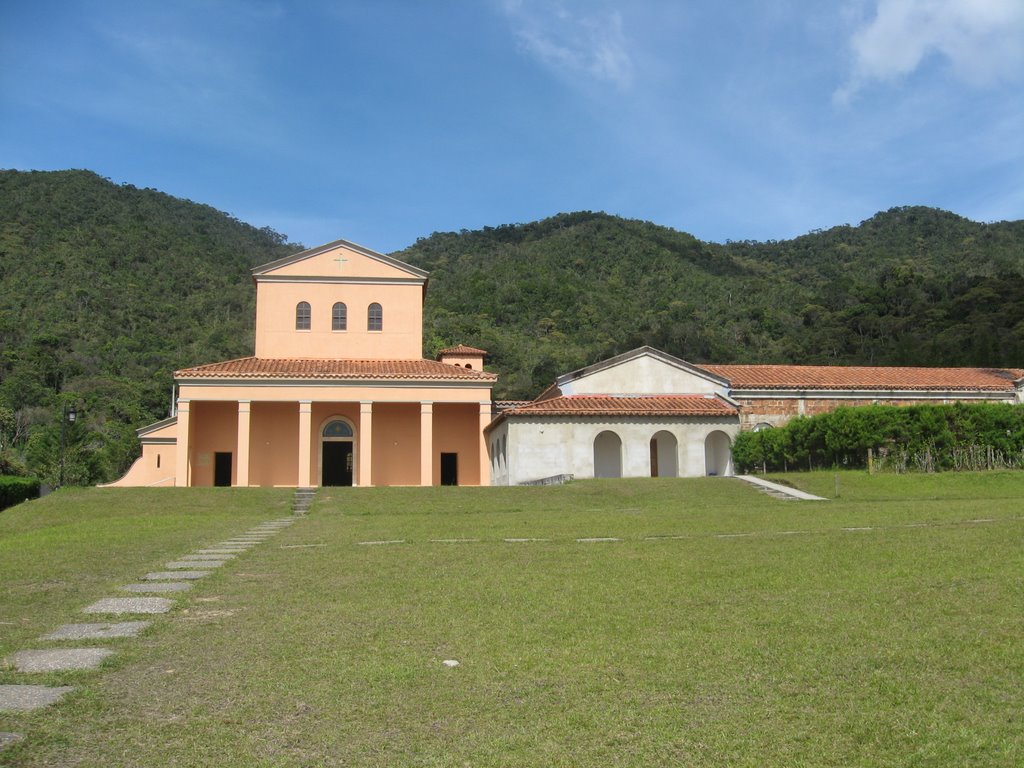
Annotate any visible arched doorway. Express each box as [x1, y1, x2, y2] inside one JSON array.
[[704, 431, 732, 476], [650, 431, 678, 477], [594, 431, 622, 478], [321, 418, 355, 486]]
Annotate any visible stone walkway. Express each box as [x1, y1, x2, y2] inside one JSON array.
[[0, 515, 299, 724]]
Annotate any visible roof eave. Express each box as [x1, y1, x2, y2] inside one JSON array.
[[251, 237, 429, 279]]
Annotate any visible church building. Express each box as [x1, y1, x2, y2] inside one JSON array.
[[108, 236, 1023, 489], [109, 239, 495, 488]]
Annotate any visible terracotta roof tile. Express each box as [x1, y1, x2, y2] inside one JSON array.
[[175, 357, 497, 381], [438, 344, 488, 356], [699, 364, 1019, 391], [504, 395, 737, 418]]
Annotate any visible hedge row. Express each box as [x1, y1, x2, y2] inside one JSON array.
[[733, 402, 1024, 474], [0, 476, 41, 511]]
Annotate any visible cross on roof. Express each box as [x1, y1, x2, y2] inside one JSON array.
[[334, 255, 349, 270]]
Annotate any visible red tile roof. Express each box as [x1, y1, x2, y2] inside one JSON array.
[[503, 395, 737, 417], [175, 357, 497, 381], [699, 364, 1020, 391], [438, 344, 487, 356]]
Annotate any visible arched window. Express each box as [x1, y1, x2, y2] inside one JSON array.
[[323, 420, 354, 438], [332, 302, 347, 331], [295, 301, 311, 330], [368, 302, 383, 331]]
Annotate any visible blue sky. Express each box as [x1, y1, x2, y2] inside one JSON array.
[[2, 0, 1022, 252]]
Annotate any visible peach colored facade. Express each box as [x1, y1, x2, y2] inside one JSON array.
[[102, 417, 178, 487], [109, 239, 495, 488]]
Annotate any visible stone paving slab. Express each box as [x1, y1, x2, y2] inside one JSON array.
[[216, 542, 254, 548], [195, 549, 246, 555], [0, 685, 74, 712], [187, 553, 236, 560], [121, 582, 192, 593], [144, 571, 210, 580], [83, 597, 173, 614], [165, 560, 227, 569], [1, 731, 24, 750], [40, 622, 150, 641], [9, 648, 114, 672]]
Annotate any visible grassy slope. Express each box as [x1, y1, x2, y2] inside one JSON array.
[[0, 488, 291, 662], [3, 476, 1024, 767]]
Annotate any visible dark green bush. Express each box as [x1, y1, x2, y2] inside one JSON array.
[[0, 475, 41, 511], [734, 403, 1024, 473]]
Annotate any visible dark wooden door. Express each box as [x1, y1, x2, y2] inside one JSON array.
[[322, 442, 354, 486], [214, 452, 232, 487], [440, 453, 458, 486]]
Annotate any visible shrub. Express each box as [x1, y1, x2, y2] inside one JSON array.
[[733, 403, 1024, 474], [0, 475, 41, 511]]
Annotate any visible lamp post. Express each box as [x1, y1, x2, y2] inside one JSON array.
[[59, 404, 77, 487]]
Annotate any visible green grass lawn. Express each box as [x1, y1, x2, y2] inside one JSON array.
[[2, 474, 1023, 767]]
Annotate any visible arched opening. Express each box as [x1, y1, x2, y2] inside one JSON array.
[[593, 431, 622, 478], [367, 302, 383, 331], [650, 431, 678, 477], [295, 301, 311, 330], [320, 418, 355, 487], [704, 431, 733, 476]]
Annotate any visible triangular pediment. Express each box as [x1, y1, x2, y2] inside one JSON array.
[[556, 346, 730, 396], [252, 238, 428, 282]]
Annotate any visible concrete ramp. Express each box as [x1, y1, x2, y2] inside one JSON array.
[[736, 475, 828, 501]]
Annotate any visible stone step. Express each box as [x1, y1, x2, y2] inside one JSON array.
[[0, 685, 73, 713]]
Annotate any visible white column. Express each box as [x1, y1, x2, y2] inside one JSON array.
[[174, 400, 190, 487], [358, 401, 373, 487], [298, 401, 312, 488], [236, 400, 251, 487], [420, 401, 433, 486]]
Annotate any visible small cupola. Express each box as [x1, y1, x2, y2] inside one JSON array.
[[437, 344, 487, 371]]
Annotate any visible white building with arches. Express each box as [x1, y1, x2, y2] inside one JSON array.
[[487, 347, 741, 484]]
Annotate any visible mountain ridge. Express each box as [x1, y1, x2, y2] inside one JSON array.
[[1, 169, 1021, 483]]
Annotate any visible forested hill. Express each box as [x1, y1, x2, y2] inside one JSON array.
[[0, 169, 296, 481], [1, 169, 1022, 483], [402, 208, 1024, 397]]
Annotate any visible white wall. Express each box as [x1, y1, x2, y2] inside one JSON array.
[[562, 356, 725, 396], [502, 416, 740, 484], [488, 421, 511, 486]]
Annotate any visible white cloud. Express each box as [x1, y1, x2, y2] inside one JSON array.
[[836, 0, 1024, 103], [502, 1, 634, 89]]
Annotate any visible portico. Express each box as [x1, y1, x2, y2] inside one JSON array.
[[172, 366, 493, 487]]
